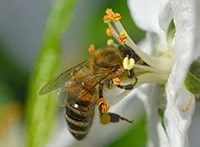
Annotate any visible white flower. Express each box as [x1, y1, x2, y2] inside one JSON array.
[[48, 0, 200, 147], [128, 0, 198, 147]]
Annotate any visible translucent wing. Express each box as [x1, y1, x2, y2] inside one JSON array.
[[64, 68, 114, 105], [53, 72, 102, 107], [39, 60, 89, 95], [56, 89, 67, 107]]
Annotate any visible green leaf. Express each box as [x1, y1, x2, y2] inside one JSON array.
[[184, 56, 200, 94], [25, 0, 79, 147]]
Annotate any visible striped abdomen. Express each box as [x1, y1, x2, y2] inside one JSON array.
[[65, 92, 95, 140]]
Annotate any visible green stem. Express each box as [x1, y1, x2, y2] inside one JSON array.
[[26, 1, 79, 147]]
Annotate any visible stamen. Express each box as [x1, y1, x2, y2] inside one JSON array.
[[123, 57, 135, 70], [88, 44, 95, 55], [107, 39, 114, 46], [113, 13, 121, 22], [106, 26, 114, 36], [113, 20, 172, 72], [103, 8, 172, 72], [108, 23, 120, 43], [112, 77, 120, 85]]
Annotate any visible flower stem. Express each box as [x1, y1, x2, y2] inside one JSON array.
[[25, 1, 79, 147]]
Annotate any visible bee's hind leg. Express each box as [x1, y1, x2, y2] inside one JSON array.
[[99, 112, 133, 125], [96, 83, 133, 125]]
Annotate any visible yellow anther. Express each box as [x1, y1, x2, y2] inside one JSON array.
[[88, 44, 95, 55], [104, 9, 121, 23], [106, 26, 114, 36], [123, 57, 135, 70], [112, 77, 120, 85], [118, 30, 128, 42], [105, 8, 115, 17], [103, 15, 112, 23], [107, 39, 114, 46], [113, 13, 121, 22]]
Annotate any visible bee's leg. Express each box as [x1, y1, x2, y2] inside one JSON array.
[[97, 84, 133, 125], [96, 83, 110, 112], [99, 112, 133, 125], [97, 100, 133, 124], [112, 75, 138, 90], [128, 68, 134, 79]]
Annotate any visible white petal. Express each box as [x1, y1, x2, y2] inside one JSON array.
[[169, 0, 195, 89], [165, 0, 200, 146], [193, 0, 200, 58], [127, 0, 163, 33], [139, 84, 169, 147], [159, 0, 173, 31], [164, 85, 195, 147], [188, 0, 200, 146]]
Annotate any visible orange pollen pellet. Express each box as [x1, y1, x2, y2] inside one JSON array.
[[113, 13, 121, 22], [112, 77, 120, 85], [103, 15, 112, 23], [118, 31, 128, 42], [88, 44, 95, 55], [106, 26, 114, 36], [106, 8, 115, 17]]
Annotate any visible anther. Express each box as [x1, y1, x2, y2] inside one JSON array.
[[107, 39, 114, 46], [104, 15, 112, 23], [106, 26, 114, 36], [105, 9, 114, 17], [118, 30, 128, 42], [88, 44, 95, 55], [113, 13, 121, 22]]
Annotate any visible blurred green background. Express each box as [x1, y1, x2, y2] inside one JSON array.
[[0, 0, 147, 147]]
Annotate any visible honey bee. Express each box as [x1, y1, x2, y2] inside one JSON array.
[[39, 45, 145, 140]]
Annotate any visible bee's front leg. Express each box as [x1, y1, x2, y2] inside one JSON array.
[[112, 76, 138, 90]]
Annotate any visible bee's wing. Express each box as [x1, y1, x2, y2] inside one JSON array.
[[65, 69, 114, 105], [51, 73, 99, 107], [39, 60, 89, 95], [56, 89, 67, 107]]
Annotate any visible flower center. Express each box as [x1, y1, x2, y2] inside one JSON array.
[[103, 8, 173, 87]]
